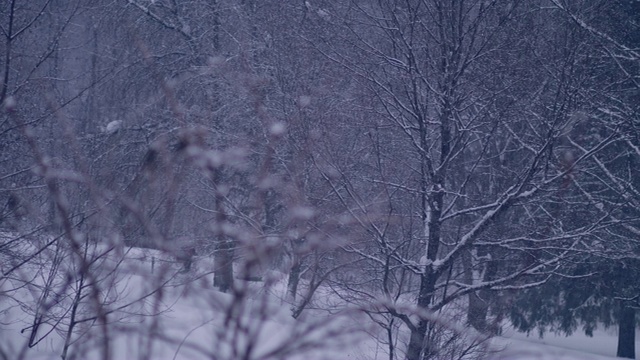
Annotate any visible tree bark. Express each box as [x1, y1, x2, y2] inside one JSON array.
[[287, 256, 301, 301], [405, 248, 442, 358], [467, 291, 489, 333], [617, 303, 635, 359], [463, 250, 489, 333], [212, 171, 234, 292], [406, 273, 436, 360], [467, 259, 499, 333], [406, 104, 448, 359], [213, 238, 234, 292]]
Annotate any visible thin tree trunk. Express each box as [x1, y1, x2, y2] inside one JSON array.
[[617, 303, 635, 359], [287, 258, 301, 301], [213, 238, 233, 292], [0, 0, 15, 104], [61, 274, 85, 360], [212, 171, 234, 292]]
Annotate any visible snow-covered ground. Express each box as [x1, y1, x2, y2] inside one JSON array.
[[492, 324, 640, 360], [488, 318, 640, 360], [1, 242, 636, 360]]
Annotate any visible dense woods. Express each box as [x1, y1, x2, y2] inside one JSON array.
[[0, 1, 638, 359]]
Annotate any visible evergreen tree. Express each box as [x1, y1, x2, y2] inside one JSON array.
[[509, 256, 640, 358]]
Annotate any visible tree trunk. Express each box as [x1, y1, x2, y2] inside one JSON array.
[[406, 179, 445, 359], [212, 170, 234, 292], [287, 258, 301, 301], [213, 239, 233, 292], [467, 258, 499, 333], [406, 272, 437, 360], [406, 319, 428, 360], [463, 249, 488, 333], [467, 291, 489, 333], [617, 303, 635, 359]]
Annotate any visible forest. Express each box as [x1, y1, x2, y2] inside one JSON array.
[[0, 1, 639, 359]]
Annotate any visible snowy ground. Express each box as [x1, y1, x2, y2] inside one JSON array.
[[2, 242, 637, 360], [492, 324, 639, 359]]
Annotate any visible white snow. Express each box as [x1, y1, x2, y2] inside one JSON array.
[[270, 121, 286, 136], [493, 337, 622, 360], [298, 95, 311, 108], [493, 324, 638, 360], [290, 205, 315, 220], [1, 237, 637, 360], [104, 120, 123, 134], [3, 95, 16, 111]]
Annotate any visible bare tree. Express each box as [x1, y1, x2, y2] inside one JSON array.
[[301, 1, 624, 358]]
